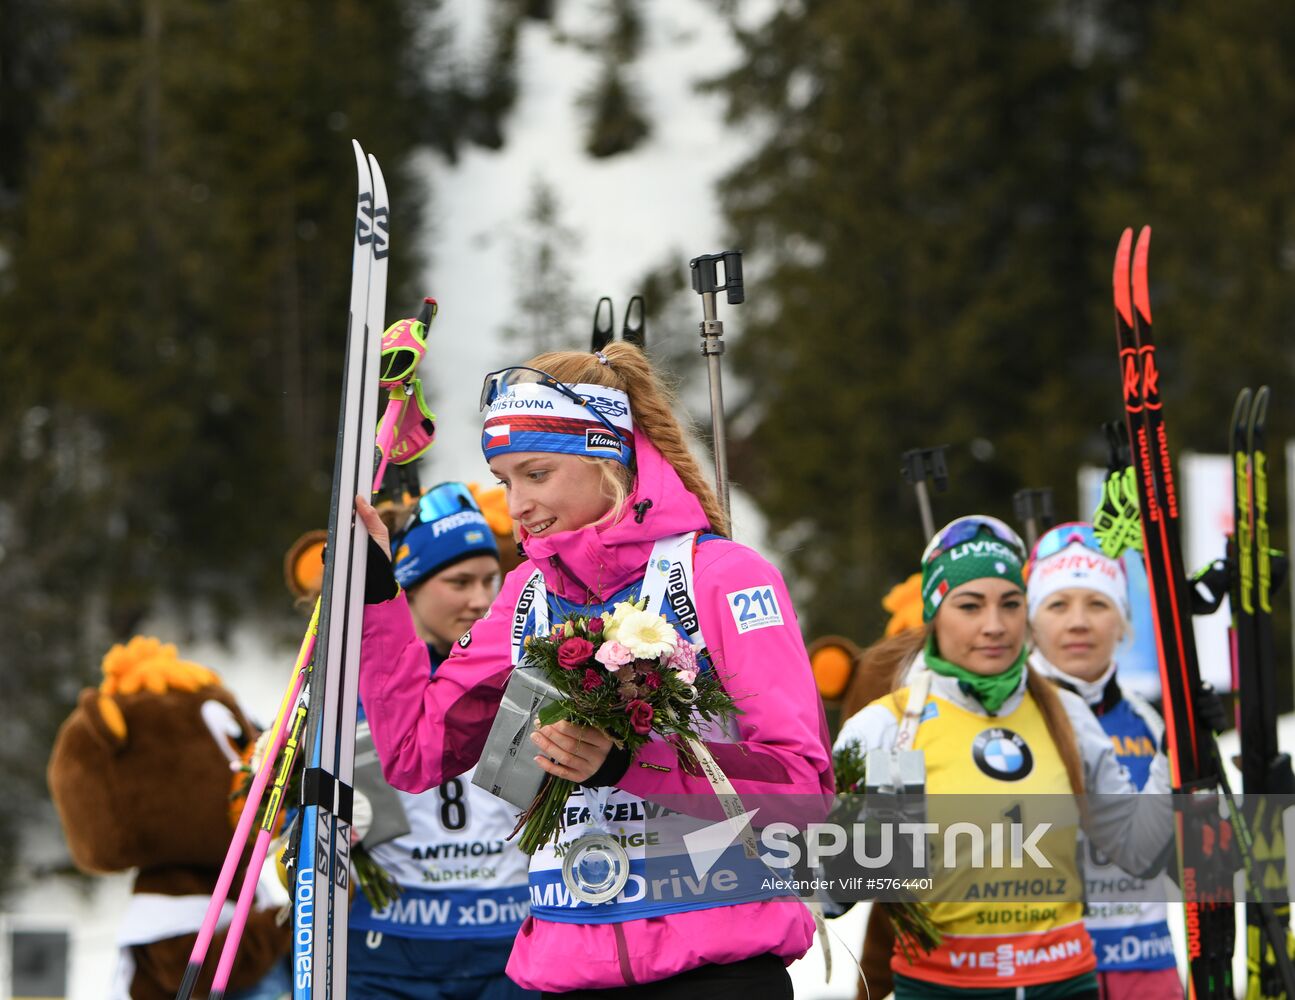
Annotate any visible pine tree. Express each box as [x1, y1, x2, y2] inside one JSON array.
[[0, 0, 461, 897], [707, 0, 1150, 637]]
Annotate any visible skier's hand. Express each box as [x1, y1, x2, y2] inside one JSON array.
[[355, 495, 400, 604], [355, 495, 391, 558], [531, 720, 614, 784]]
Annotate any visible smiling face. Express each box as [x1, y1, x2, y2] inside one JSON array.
[[1030, 586, 1125, 683], [489, 452, 617, 539], [932, 576, 1028, 676]]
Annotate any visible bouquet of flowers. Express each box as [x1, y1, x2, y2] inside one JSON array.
[[833, 744, 941, 962], [514, 596, 738, 854]]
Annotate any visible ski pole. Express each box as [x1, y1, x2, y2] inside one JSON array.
[[900, 447, 949, 542], [208, 674, 316, 1000], [1012, 488, 1055, 550], [176, 600, 319, 1000], [1208, 741, 1295, 997], [689, 250, 743, 530]]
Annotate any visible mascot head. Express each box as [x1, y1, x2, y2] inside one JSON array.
[[48, 636, 256, 874]]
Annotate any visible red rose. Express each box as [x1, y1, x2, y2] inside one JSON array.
[[626, 699, 654, 735], [641, 670, 662, 691], [582, 668, 603, 692], [588, 617, 604, 634], [557, 636, 594, 669]]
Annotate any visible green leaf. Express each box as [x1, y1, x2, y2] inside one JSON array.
[[537, 702, 570, 726]]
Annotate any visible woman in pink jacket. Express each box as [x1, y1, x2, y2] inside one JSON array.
[[356, 341, 833, 997]]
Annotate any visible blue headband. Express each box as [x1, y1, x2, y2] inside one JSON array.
[[480, 380, 634, 466], [393, 484, 499, 589]]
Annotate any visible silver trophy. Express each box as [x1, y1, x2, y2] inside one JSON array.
[[562, 828, 631, 904]]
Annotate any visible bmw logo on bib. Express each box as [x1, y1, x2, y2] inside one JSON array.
[[972, 727, 1033, 781]]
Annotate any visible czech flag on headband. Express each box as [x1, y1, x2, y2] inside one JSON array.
[[481, 382, 634, 466]]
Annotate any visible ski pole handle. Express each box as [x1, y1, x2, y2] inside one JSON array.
[[622, 295, 646, 349], [591, 296, 614, 351], [1012, 488, 1055, 549], [900, 447, 949, 542], [690, 251, 744, 304]]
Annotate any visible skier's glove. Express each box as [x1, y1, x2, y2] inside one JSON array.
[[1168, 791, 1241, 894], [1190, 559, 1232, 615], [1194, 681, 1229, 735], [364, 536, 400, 604]]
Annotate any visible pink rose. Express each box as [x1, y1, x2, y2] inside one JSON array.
[[675, 667, 698, 685], [641, 670, 661, 691], [558, 636, 594, 670], [626, 699, 654, 735], [595, 640, 634, 670], [582, 668, 603, 692], [588, 617, 604, 634]]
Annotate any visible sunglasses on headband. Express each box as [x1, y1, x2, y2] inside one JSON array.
[[478, 366, 626, 446], [414, 481, 477, 523], [1029, 522, 1104, 564], [921, 515, 1025, 565]]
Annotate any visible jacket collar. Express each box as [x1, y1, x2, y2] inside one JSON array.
[[516, 430, 710, 603]]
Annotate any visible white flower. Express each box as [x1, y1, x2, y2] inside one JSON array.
[[614, 609, 679, 660], [600, 600, 642, 643]]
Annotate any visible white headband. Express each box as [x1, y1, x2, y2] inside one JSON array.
[[1027, 542, 1130, 621]]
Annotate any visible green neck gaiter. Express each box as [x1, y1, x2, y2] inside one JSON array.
[[924, 637, 1027, 715]]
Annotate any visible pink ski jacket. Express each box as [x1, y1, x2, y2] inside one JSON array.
[[359, 432, 834, 991]]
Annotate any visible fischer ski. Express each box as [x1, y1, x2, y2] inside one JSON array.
[[292, 139, 389, 1000], [1230, 385, 1295, 1000], [1111, 226, 1235, 999]]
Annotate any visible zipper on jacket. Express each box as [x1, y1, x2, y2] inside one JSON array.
[[548, 553, 602, 604]]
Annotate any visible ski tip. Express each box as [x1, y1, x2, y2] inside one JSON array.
[[1231, 387, 1253, 436], [1132, 226, 1152, 323], [368, 151, 386, 188], [1253, 384, 1270, 427], [1112, 228, 1134, 325]]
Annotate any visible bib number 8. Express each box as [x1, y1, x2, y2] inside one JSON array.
[[439, 779, 468, 831]]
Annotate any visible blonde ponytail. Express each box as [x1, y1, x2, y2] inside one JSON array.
[[523, 342, 730, 536]]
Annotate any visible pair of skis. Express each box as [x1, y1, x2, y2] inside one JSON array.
[[177, 140, 391, 1000], [1229, 386, 1295, 999], [287, 138, 390, 1000], [1111, 228, 1295, 999]]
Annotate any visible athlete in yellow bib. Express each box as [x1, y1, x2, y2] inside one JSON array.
[[836, 515, 1173, 1000]]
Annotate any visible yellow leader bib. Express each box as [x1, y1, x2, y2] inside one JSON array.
[[883, 682, 1094, 988]]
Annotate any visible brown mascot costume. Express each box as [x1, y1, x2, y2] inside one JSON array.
[[48, 636, 290, 999]]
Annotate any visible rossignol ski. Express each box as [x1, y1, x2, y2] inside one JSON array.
[[1230, 385, 1295, 1000], [292, 139, 389, 1000], [1112, 226, 1235, 999]]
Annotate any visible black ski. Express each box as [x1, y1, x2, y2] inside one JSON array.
[[1232, 385, 1295, 998], [1112, 226, 1234, 999]]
